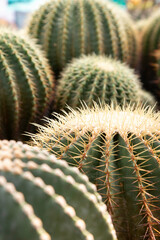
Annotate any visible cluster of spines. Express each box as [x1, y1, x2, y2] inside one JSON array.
[[27, 0, 138, 75], [29, 105, 160, 239], [55, 55, 142, 110], [0, 140, 117, 240], [0, 29, 54, 139]]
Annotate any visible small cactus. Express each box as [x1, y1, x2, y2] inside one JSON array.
[[29, 104, 160, 239], [0, 29, 54, 140], [139, 89, 157, 108], [0, 140, 117, 240], [26, 0, 138, 75], [55, 55, 142, 110]]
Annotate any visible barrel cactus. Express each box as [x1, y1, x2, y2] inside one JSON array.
[[26, 0, 138, 75], [29, 105, 160, 239], [55, 55, 142, 110], [141, 10, 160, 91], [139, 89, 157, 108], [0, 140, 117, 240], [0, 29, 54, 140]]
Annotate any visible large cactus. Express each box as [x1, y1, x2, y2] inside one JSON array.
[[0, 29, 54, 140], [55, 55, 142, 110], [26, 0, 138, 75], [0, 140, 117, 240], [29, 105, 160, 239]]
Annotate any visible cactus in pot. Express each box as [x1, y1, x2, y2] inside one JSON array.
[[29, 104, 160, 239]]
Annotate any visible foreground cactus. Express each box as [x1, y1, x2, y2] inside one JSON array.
[[0, 140, 117, 240], [27, 0, 138, 75], [55, 55, 142, 110], [29, 105, 160, 239], [0, 29, 54, 140]]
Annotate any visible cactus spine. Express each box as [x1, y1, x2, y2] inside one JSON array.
[[0, 29, 54, 140], [27, 0, 138, 75], [55, 55, 142, 110], [29, 105, 160, 239], [0, 140, 117, 240]]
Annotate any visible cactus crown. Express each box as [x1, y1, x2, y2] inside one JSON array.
[[29, 105, 160, 239], [55, 55, 142, 110], [0, 140, 117, 240], [27, 0, 138, 75], [0, 28, 54, 139]]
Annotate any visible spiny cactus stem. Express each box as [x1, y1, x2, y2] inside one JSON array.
[[124, 134, 159, 240], [88, 0, 104, 54]]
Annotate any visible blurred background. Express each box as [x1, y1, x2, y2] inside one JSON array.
[[0, 0, 160, 29]]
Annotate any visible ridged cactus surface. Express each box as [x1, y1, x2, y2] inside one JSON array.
[[0, 140, 117, 240], [0, 29, 54, 140], [55, 55, 142, 110], [141, 10, 160, 91], [27, 0, 138, 75], [29, 105, 160, 240]]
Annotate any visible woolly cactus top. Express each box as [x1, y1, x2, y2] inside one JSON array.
[[56, 55, 142, 109], [32, 105, 160, 139]]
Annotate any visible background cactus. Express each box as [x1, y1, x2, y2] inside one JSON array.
[[0, 140, 117, 240], [26, 0, 138, 76], [55, 55, 142, 110], [29, 105, 160, 239], [139, 89, 157, 108], [141, 10, 160, 93], [0, 28, 54, 140]]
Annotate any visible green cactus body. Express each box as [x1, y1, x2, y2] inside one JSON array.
[[139, 89, 157, 108], [0, 140, 117, 240], [0, 29, 54, 140], [55, 55, 142, 110], [27, 0, 138, 75], [141, 10, 160, 92], [30, 105, 160, 239]]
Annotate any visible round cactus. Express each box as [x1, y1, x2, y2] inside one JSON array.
[[29, 105, 160, 239], [0, 28, 54, 140], [55, 55, 142, 110], [139, 89, 157, 108], [0, 140, 117, 240], [26, 0, 138, 75]]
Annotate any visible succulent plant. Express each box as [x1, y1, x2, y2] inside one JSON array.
[[0, 140, 117, 240], [141, 10, 160, 91], [27, 0, 138, 75], [29, 104, 160, 239], [139, 89, 157, 108], [55, 55, 142, 110], [0, 29, 54, 140]]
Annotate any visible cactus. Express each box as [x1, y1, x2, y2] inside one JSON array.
[[29, 104, 160, 239], [55, 55, 142, 110], [141, 10, 160, 91], [139, 89, 157, 108], [0, 28, 54, 140], [0, 140, 117, 240], [26, 0, 138, 75]]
